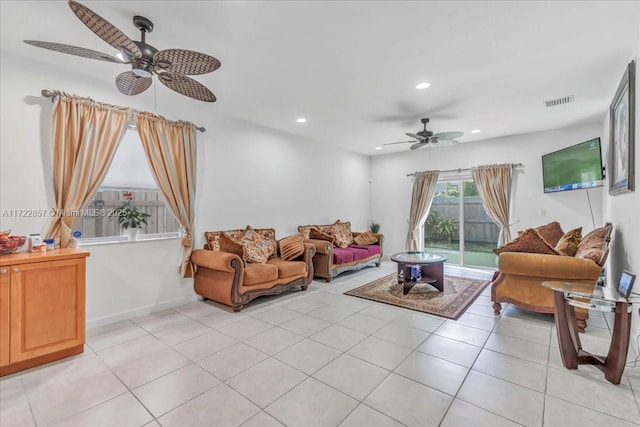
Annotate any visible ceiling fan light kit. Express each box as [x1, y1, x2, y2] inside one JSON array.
[[24, 0, 221, 102], [384, 117, 463, 150]]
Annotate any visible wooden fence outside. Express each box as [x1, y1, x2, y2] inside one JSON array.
[[427, 196, 499, 243], [76, 189, 180, 238]]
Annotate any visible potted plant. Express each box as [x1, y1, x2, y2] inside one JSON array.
[[369, 221, 380, 233], [117, 203, 151, 240]]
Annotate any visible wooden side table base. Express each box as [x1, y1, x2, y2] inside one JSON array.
[[549, 286, 631, 385]]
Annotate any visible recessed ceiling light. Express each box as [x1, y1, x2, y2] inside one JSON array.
[[415, 82, 431, 90], [375, 146, 383, 150], [471, 129, 481, 133], [296, 118, 307, 123]]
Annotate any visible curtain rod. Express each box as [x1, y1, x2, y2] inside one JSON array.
[[40, 89, 206, 133], [406, 163, 524, 177]]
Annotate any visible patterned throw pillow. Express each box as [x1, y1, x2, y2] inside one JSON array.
[[554, 227, 582, 256], [353, 231, 378, 245], [534, 221, 565, 247], [332, 221, 353, 248], [278, 234, 305, 261], [204, 231, 221, 251], [309, 227, 335, 243], [493, 228, 559, 255], [204, 229, 257, 252], [228, 226, 276, 264], [298, 224, 333, 240], [574, 225, 612, 266]]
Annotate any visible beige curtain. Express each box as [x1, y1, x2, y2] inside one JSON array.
[[46, 94, 129, 247], [406, 170, 439, 251], [472, 164, 513, 246], [135, 112, 197, 278]]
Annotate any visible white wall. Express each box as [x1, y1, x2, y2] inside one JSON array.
[[602, 22, 640, 339], [371, 124, 605, 256], [0, 53, 370, 327], [193, 114, 371, 243]]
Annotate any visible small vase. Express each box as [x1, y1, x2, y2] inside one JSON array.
[[126, 228, 139, 241]]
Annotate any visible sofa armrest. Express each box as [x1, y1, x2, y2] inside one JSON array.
[[191, 249, 242, 273], [498, 252, 602, 280], [375, 234, 384, 257], [303, 242, 317, 258], [304, 239, 333, 255]]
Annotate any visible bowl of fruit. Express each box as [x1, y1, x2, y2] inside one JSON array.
[[0, 231, 27, 255]]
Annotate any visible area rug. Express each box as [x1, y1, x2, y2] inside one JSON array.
[[344, 273, 490, 319]]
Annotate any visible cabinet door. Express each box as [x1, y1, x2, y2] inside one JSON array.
[[0, 267, 9, 367], [9, 258, 85, 363]]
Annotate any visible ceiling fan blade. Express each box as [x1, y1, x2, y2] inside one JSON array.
[[410, 142, 428, 150], [432, 140, 461, 147], [432, 131, 464, 141], [68, 0, 141, 59], [24, 40, 128, 63], [383, 141, 414, 146], [154, 49, 221, 75], [115, 71, 152, 95], [406, 132, 426, 141], [158, 73, 216, 102]]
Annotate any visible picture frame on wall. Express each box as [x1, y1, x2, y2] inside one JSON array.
[[609, 60, 635, 195]]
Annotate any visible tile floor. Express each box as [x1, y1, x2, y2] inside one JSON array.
[[2, 262, 640, 426]]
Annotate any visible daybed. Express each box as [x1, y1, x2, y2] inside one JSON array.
[[491, 222, 612, 332], [191, 226, 315, 311], [298, 221, 384, 282]]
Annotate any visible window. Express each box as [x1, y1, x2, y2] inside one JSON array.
[[74, 128, 180, 240]]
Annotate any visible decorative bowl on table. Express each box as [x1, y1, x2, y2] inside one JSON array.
[[0, 235, 27, 254]]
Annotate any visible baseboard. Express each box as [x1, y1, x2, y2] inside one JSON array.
[[86, 296, 196, 330]]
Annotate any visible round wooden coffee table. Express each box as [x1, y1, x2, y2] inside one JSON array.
[[391, 251, 447, 295]]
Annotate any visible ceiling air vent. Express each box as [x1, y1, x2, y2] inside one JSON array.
[[545, 95, 575, 108]]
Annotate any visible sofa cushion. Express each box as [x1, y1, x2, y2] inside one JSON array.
[[493, 228, 559, 255], [229, 226, 276, 264], [204, 231, 222, 251], [279, 234, 305, 261], [219, 233, 244, 257], [575, 224, 612, 266], [349, 244, 381, 257], [347, 246, 371, 261], [267, 257, 307, 279], [554, 227, 582, 256], [332, 221, 353, 248], [534, 221, 565, 247], [354, 231, 378, 245], [333, 247, 355, 264], [243, 263, 279, 285], [298, 223, 334, 240], [204, 228, 274, 252], [309, 227, 335, 243]]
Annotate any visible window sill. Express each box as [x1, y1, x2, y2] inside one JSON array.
[[78, 233, 182, 247]]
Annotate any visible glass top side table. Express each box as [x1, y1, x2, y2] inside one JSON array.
[[542, 281, 632, 384]]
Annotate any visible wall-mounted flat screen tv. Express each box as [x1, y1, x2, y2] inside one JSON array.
[[542, 137, 604, 193]]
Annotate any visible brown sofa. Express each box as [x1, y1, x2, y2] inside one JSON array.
[[191, 227, 316, 311], [491, 223, 612, 332], [298, 222, 384, 282]]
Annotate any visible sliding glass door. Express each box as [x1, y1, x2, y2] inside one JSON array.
[[425, 180, 498, 268]]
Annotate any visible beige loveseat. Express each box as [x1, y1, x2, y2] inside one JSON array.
[[298, 221, 384, 282], [492, 222, 612, 332], [191, 227, 315, 311]]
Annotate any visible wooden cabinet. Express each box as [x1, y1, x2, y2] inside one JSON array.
[[0, 249, 89, 376]]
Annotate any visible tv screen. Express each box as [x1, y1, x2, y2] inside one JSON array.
[[542, 138, 604, 193]]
